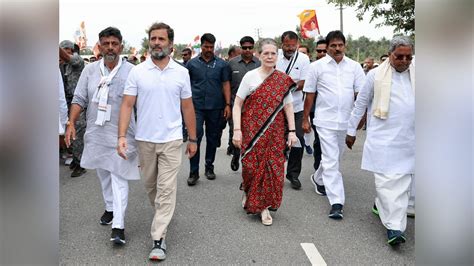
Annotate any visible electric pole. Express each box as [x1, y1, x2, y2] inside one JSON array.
[[338, 3, 344, 33]]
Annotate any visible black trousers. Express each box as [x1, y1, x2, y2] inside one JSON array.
[[286, 111, 304, 179], [310, 111, 322, 170]]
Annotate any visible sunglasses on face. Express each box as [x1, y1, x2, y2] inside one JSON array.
[[241, 46, 254, 50], [182, 53, 190, 56], [316, 49, 327, 53], [393, 54, 413, 61]]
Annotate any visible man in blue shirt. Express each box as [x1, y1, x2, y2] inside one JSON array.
[[186, 33, 231, 186]]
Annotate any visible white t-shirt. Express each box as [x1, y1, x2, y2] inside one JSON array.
[[124, 58, 192, 143], [303, 55, 365, 130], [276, 51, 310, 112], [236, 68, 293, 105]]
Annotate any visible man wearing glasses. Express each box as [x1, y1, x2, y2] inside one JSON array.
[[315, 39, 327, 60], [227, 36, 261, 171], [345, 36, 415, 246], [181, 48, 192, 65]]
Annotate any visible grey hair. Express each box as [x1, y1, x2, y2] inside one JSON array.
[[389, 36, 413, 53], [257, 38, 277, 54]]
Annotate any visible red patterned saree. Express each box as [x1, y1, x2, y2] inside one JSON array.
[[240, 70, 296, 214]]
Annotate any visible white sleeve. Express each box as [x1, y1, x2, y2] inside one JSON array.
[[123, 67, 138, 96], [58, 69, 68, 134], [347, 70, 375, 136], [181, 70, 192, 99], [299, 56, 311, 81], [284, 92, 293, 105], [236, 72, 251, 99], [303, 63, 317, 93], [353, 62, 366, 93]]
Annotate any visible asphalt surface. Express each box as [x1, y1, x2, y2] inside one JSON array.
[[60, 129, 415, 265]]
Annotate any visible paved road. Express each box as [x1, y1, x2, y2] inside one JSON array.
[[60, 130, 414, 264]]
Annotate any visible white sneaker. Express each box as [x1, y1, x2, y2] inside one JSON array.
[[64, 158, 73, 165], [261, 208, 272, 226]]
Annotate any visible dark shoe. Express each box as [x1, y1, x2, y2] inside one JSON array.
[[329, 204, 344, 219], [387, 229, 406, 246], [286, 176, 301, 189], [69, 160, 77, 170], [305, 145, 313, 155], [310, 174, 326, 196], [149, 239, 167, 260], [230, 154, 240, 171], [110, 228, 125, 245], [71, 166, 86, 177], [99, 210, 113, 225], [372, 204, 379, 216], [205, 168, 216, 180], [187, 172, 199, 186], [226, 146, 233, 156]]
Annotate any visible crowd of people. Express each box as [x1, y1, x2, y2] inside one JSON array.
[[59, 21, 415, 261]]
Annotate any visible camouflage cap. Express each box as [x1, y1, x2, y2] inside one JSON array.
[[59, 40, 74, 49]]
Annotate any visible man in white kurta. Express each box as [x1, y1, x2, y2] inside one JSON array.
[[346, 36, 415, 246], [66, 27, 139, 245], [302, 30, 365, 219]]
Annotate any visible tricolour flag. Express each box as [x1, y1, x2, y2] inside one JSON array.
[[298, 10, 320, 39]]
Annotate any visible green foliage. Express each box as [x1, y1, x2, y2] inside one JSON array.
[[345, 34, 391, 63], [327, 0, 415, 35]]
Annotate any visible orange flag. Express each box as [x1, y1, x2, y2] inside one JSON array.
[[298, 10, 320, 39]]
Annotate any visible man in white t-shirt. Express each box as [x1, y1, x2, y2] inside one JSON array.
[[276, 30, 310, 190], [302, 30, 365, 219], [117, 22, 197, 261]]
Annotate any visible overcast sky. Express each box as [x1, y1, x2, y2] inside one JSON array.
[[60, 0, 396, 49]]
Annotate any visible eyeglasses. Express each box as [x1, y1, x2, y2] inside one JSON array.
[[316, 49, 327, 53], [241, 46, 254, 50], [393, 54, 413, 61], [181, 53, 190, 56]]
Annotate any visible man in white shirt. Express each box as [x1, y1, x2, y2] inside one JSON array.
[[345, 36, 415, 246], [117, 22, 197, 261], [65, 27, 139, 245], [276, 31, 310, 190], [302, 30, 365, 219]]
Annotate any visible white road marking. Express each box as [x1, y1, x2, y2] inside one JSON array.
[[301, 243, 327, 266]]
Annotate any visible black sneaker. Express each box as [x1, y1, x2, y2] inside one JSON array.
[[286, 176, 301, 190], [100, 210, 113, 225], [226, 146, 233, 156], [110, 228, 125, 245], [187, 171, 200, 186], [310, 174, 326, 196], [205, 168, 216, 180], [230, 154, 240, 171], [329, 204, 344, 219], [387, 229, 406, 246], [149, 238, 167, 260], [71, 166, 86, 178]]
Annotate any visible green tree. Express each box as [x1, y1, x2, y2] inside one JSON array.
[[327, 0, 415, 35]]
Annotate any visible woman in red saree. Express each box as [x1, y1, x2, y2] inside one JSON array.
[[232, 38, 298, 226]]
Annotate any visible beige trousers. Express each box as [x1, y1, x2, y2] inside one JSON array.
[[137, 139, 182, 241]]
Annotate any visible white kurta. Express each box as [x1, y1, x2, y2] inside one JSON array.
[[347, 66, 415, 175], [72, 60, 140, 180]]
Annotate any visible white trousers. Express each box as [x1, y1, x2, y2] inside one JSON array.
[[374, 172, 412, 231], [96, 168, 129, 229], [408, 174, 415, 208], [313, 127, 347, 205], [304, 131, 312, 147]]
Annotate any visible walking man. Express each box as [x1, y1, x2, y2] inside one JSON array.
[[118, 22, 197, 260], [346, 36, 415, 245], [185, 33, 231, 186], [302, 30, 365, 219], [65, 27, 140, 244]]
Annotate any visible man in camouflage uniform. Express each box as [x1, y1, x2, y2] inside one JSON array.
[[59, 40, 86, 177]]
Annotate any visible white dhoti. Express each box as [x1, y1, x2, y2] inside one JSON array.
[[313, 126, 347, 205], [96, 168, 129, 229], [374, 172, 412, 231]]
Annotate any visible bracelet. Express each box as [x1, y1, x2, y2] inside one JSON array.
[[118, 136, 126, 139], [188, 138, 198, 143], [288, 129, 296, 133]]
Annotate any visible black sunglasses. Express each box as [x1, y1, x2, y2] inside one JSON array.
[[241, 46, 254, 50], [316, 49, 327, 53]]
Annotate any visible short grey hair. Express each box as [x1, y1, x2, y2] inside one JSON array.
[[389, 36, 413, 53], [257, 38, 277, 53]]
